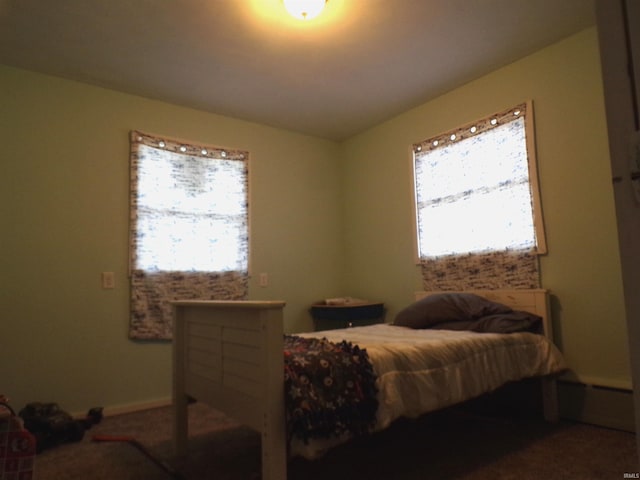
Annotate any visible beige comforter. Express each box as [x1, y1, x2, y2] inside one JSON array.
[[293, 323, 566, 458]]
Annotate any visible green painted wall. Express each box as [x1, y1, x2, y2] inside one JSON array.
[[0, 65, 344, 413], [341, 27, 630, 389], [0, 27, 631, 415]]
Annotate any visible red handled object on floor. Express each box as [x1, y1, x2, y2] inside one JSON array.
[[92, 434, 184, 479], [1, 400, 36, 480]]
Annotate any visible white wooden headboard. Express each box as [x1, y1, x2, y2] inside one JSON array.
[[415, 289, 553, 342]]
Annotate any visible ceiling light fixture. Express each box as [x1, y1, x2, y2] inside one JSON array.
[[283, 0, 327, 20]]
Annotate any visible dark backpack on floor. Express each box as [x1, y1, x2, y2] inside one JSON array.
[[19, 402, 102, 452]]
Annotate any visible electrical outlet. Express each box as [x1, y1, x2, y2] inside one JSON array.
[[259, 273, 268, 287], [102, 272, 115, 289]]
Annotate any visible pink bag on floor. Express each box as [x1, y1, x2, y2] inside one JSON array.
[[0, 398, 35, 480]]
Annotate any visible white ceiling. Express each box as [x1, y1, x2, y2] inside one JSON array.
[[0, 0, 596, 141]]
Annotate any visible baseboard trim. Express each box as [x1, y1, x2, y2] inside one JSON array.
[[72, 397, 172, 419], [559, 381, 636, 432], [105, 397, 172, 417]]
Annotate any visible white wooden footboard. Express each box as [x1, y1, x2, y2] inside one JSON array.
[[172, 300, 287, 480]]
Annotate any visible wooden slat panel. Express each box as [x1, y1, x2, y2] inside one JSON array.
[[188, 336, 221, 354], [180, 306, 266, 331], [188, 349, 220, 369], [185, 372, 221, 400], [185, 371, 263, 431], [225, 358, 262, 383], [224, 372, 262, 399], [188, 362, 222, 382], [481, 291, 535, 309], [216, 310, 266, 331], [223, 327, 261, 347], [223, 342, 262, 364], [188, 322, 221, 339]]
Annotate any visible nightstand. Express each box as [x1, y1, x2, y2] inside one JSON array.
[[309, 302, 385, 331]]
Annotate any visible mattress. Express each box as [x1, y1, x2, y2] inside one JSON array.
[[292, 323, 566, 458]]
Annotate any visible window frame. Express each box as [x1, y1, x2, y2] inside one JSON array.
[[410, 100, 547, 264]]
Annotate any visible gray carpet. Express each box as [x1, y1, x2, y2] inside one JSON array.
[[35, 402, 637, 479]]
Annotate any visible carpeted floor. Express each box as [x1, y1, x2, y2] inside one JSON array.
[[35, 402, 638, 480]]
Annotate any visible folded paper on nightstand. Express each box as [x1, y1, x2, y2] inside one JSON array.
[[323, 297, 368, 306]]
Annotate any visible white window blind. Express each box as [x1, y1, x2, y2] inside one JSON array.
[[412, 102, 546, 261], [133, 142, 248, 273]]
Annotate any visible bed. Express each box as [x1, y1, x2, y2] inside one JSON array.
[[172, 289, 566, 480]]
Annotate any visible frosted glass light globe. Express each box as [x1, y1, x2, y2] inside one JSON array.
[[283, 0, 326, 20]]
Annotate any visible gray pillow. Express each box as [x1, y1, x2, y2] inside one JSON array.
[[430, 311, 542, 333], [394, 293, 512, 329]]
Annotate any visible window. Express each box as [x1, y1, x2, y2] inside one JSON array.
[[412, 102, 546, 262], [129, 131, 249, 340]]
